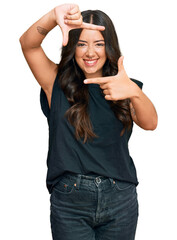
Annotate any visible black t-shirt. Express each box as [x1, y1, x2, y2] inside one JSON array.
[[40, 71, 143, 194]]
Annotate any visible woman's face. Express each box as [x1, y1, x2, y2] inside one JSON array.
[[75, 29, 107, 79]]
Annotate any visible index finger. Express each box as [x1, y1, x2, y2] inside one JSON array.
[[81, 22, 105, 31], [83, 77, 108, 84]]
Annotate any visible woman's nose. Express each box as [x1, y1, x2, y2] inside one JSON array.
[[86, 47, 96, 58]]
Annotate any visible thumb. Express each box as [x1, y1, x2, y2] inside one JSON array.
[[61, 28, 69, 46], [118, 56, 125, 73]]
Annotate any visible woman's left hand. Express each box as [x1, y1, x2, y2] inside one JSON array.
[[83, 56, 139, 101]]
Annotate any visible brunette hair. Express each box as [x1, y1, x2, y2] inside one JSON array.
[[57, 10, 132, 143]]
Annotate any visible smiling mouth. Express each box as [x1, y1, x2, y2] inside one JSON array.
[[83, 59, 98, 67]]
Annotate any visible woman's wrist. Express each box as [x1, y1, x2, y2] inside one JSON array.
[[50, 8, 58, 28], [129, 81, 141, 100]]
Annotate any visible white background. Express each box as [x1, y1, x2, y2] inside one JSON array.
[[1, 0, 177, 239]]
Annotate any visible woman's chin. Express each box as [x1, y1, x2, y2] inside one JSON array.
[[83, 69, 102, 79]]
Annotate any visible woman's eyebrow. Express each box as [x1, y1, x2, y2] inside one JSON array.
[[78, 40, 105, 43], [94, 40, 105, 43]]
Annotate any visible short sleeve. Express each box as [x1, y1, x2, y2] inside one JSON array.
[[130, 78, 143, 90], [40, 68, 59, 120], [40, 87, 50, 119]]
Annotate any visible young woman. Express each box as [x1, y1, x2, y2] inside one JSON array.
[[19, 3, 158, 240]]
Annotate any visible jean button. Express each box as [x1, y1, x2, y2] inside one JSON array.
[[96, 177, 101, 184]]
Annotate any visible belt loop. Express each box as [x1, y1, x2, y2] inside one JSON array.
[[75, 174, 81, 190], [108, 177, 115, 187]]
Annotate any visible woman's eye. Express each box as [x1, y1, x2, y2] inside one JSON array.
[[77, 43, 86, 47], [96, 43, 105, 47]]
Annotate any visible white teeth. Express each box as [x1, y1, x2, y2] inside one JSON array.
[[85, 60, 97, 63]]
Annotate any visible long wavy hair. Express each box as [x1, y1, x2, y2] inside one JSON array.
[[57, 10, 132, 143]]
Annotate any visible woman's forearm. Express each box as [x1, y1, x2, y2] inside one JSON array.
[[19, 8, 57, 49], [130, 87, 158, 130]]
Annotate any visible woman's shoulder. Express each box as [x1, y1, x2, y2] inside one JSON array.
[[130, 78, 143, 89]]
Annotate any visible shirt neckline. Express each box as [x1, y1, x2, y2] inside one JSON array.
[[88, 83, 100, 89]]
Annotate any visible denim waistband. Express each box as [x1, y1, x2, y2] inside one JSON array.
[[59, 172, 115, 190]]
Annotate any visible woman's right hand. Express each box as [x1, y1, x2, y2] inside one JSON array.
[[54, 4, 105, 46]]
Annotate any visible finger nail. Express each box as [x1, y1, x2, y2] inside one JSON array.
[[84, 80, 88, 83]]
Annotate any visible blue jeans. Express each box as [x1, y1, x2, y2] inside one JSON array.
[[50, 172, 139, 240]]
